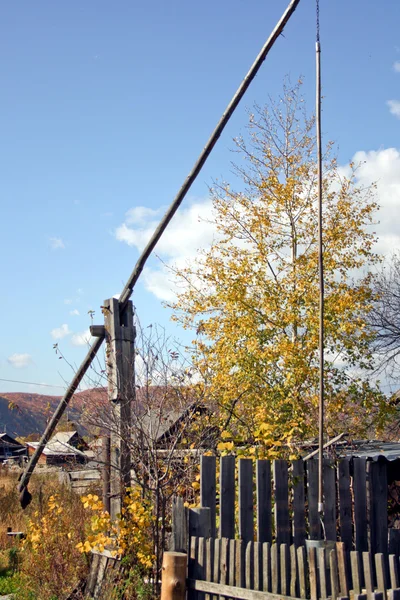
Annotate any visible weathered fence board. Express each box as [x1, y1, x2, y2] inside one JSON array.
[[274, 460, 290, 546], [239, 460, 254, 544], [306, 460, 320, 541], [201, 455, 217, 539], [354, 458, 369, 554], [220, 456, 235, 540], [256, 460, 272, 544]]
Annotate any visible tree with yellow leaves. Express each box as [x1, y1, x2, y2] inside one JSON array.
[[170, 81, 389, 455]]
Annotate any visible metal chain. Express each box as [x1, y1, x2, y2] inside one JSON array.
[[316, 0, 320, 43]]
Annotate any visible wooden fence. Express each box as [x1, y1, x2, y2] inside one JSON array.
[[185, 537, 400, 600], [183, 455, 400, 556]]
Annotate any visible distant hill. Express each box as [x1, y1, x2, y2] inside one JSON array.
[[0, 390, 94, 438]]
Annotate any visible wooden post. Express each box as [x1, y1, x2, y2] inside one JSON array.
[[104, 297, 135, 521], [161, 552, 187, 600], [189, 508, 211, 538]]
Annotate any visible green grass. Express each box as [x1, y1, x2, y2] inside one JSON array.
[[0, 569, 19, 594]]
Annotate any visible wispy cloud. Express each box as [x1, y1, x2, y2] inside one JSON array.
[[393, 61, 400, 73], [387, 100, 400, 119], [8, 353, 33, 368], [70, 309, 80, 316], [49, 237, 65, 250], [71, 329, 92, 346], [50, 324, 71, 340]]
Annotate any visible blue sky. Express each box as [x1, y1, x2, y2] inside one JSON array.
[[1, 0, 400, 396]]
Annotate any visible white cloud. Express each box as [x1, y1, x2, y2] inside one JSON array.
[[387, 100, 400, 119], [393, 62, 400, 73], [115, 199, 217, 300], [64, 299, 72, 305], [8, 353, 33, 369], [49, 237, 65, 250], [71, 329, 92, 347], [115, 149, 400, 301], [50, 324, 71, 340], [70, 309, 80, 316], [348, 147, 400, 255]]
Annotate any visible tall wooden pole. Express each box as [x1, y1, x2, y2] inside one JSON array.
[[103, 298, 135, 520]]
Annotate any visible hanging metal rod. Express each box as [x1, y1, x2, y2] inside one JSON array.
[[18, 0, 302, 499]]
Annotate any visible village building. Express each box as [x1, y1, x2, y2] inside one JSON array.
[[0, 433, 27, 463], [26, 431, 88, 467]]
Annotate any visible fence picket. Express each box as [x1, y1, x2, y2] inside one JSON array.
[[330, 549, 340, 600], [220, 456, 235, 540], [389, 554, 399, 589], [324, 459, 337, 542], [253, 542, 262, 591], [220, 538, 228, 586], [338, 459, 352, 551], [297, 545, 307, 600], [290, 544, 297, 598], [309, 546, 318, 600], [256, 460, 272, 544], [307, 460, 320, 540], [280, 543, 289, 596], [271, 543, 279, 594], [318, 547, 327, 599], [375, 553, 388, 600], [273, 460, 290, 546], [239, 459, 254, 544], [354, 458, 368, 554], [351, 551, 362, 595], [262, 542, 271, 593], [245, 542, 253, 590], [337, 542, 349, 597], [292, 460, 306, 548], [363, 551, 374, 600], [369, 460, 388, 557], [201, 455, 217, 539]]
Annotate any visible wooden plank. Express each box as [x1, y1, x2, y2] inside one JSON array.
[[256, 460, 272, 543], [171, 495, 188, 553], [262, 542, 271, 593], [220, 538, 229, 586], [389, 590, 400, 600], [338, 459, 353, 552], [375, 553, 387, 600], [245, 542, 254, 590], [220, 456, 235, 540], [201, 455, 217, 539], [351, 551, 362, 595], [239, 459, 254, 543], [198, 537, 206, 600], [189, 508, 212, 538], [273, 460, 290, 545], [324, 459, 337, 542], [187, 578, 302, 600], [254, 542, 262, 591], [389, 554, 399, 590], [354, 458, 368, 553], [318, 547, 328, 600], [189, 537, 198, 600], [236, 540, 245, 589], [307, 460, 321, 540], [206, 538, 214, 600], [368, 460, 388, 556], [297, 546, 307, 600], [308, 546, 318, 600], [271, 543, 279, 594], [86, 553, 100, 595], [363, 552, 374, 600], [330, 549, 340, 600], [292, 460, 306, 548], [280, 543, 289, 596], [229, 540, 235, 587], [93, 555, 108, 599], [337, 542, 349, 598], [290, 544, 297, 598], [214, 539, 221, 584]]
